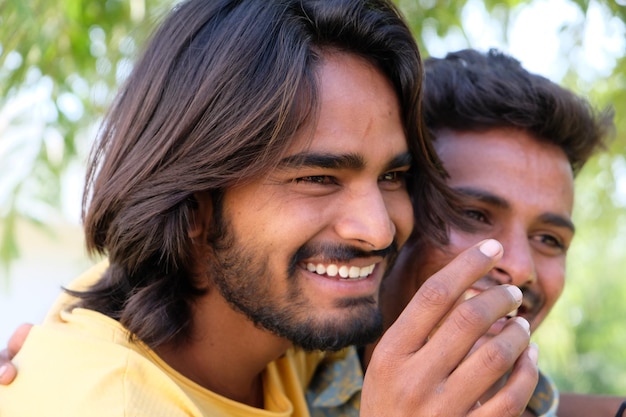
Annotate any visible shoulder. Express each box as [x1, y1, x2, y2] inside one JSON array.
[[0, 309, 200, 416]]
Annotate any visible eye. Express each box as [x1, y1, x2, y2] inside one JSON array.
[[378, 170, 408, 190], [533, 234, 566, 252], [379, 171, 401, 182], [293, 175, 337, 185], [463, 209, 489, 224]]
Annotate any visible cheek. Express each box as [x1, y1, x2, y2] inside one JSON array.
[[418, 250, 449, 285], [531, 261, 565, 330], [415, 230, 480, 288], [221, 189, 300, 264], [448, 229, 484, 253], [387, 192, 414, 247], [538, 261, 566, 308]]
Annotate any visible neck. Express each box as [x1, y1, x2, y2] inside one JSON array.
[[156, 291, 292, 408]]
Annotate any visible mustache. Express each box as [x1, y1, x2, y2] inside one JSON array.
[[478, 275, 542, 314], [288, 240, 399, 276], [520, 286, 542, 314]]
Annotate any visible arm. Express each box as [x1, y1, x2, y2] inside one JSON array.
[[361, 239, 539, 417], [0, 323, 32, 384], [0, 261, 105, 386], [558, 393, 626, 417]]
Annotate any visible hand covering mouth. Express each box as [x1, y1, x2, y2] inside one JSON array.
[[462, 282, 542, 321], [463, 286, 518, 318]]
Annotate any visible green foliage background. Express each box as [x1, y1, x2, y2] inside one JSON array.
[[1, 0, 625, 395]]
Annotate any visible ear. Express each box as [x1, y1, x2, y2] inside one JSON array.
[[188, 192, 213, 240]]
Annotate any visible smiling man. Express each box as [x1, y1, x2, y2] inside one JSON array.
[[0, 3, 538, 417], [372, 49, 616, 417], [185, 51, 414, 355], [406, 127, 574, 334]]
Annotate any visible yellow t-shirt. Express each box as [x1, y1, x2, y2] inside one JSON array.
[[0, 262, 325, 417]]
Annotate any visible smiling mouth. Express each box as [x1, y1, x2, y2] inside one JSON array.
[[305, 262, 376, 280]]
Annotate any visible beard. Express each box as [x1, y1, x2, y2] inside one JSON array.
[[205, 200, 397, 351]]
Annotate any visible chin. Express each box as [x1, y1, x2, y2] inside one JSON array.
[[289, 302, 384, 351]]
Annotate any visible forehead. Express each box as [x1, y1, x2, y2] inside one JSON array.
[[434, 128, 575, 214], [284, 51, 408, 163]]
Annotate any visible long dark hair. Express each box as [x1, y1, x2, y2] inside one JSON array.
[[73, 0, 462, 348]]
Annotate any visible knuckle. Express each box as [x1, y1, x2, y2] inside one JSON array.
[[500, 390, 528, 417], [453, 301, 490, 330], [480, 340, 517, 373], [367, 344, 408, 378], [369, 343, 397, 366], [416, 278, 452, 307]]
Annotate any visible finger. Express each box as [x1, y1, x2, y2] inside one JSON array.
[[7, 323, 33, 359], [469, 343, 539, 417], [447, 316, 531, 400], [0, 362, 17, 385], [381, 239, 503, 357], [426, 284, 524, 371]]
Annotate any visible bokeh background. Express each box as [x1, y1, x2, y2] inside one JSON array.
[[1, 0, 624, 395]]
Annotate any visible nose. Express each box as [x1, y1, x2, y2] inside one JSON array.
[[491, 227, 537, 286], [333, 186, 396, 250]]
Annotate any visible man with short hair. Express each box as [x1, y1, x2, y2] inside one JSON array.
[[401, 49, 618, 417], [0, 3, 537, 417]]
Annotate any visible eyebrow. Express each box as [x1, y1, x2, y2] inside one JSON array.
[[278, 151, 413, 171], [455, 186, 509, 209], [455, 186, 576, 233], [538, 213, 576, 234]]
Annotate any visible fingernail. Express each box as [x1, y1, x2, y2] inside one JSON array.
[[506, 285, 523, 303], [528, 342, 539, 365], [0, 364, 7, 378], [479, 239, 502, 258], [513, 316, 530, 335]]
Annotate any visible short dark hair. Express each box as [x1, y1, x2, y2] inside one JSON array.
[[72, 0, 461, 348], [422, 48, 614, 174]]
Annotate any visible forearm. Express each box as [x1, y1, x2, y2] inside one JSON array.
[[557, 393, 625, 417]]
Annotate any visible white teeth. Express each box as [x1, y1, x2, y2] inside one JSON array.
[[349, 266, 360, 278], [338, 265, 349, 278], [507, 308, 518, 318], [305, 262, 375, 279]]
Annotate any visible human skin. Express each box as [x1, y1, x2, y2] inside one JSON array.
[[203, 50, 415, 348], [0, 324, 30, 385], [380, 127, 575, 336], [0, 53, 538, 416], [153, 51, 414, 405], [360, 126, 622, 417], [558, 394, 625, 417], [375, 127, 574, 415]]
